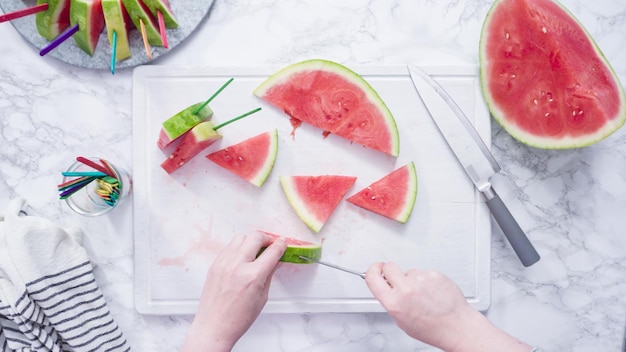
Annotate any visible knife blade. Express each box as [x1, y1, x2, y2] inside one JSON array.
[[298, 256, 366, 279], [408, 65, 540, 267]]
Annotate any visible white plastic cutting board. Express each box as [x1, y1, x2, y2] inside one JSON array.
[[132, 65, 491, 314]]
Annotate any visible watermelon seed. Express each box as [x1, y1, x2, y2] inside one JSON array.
[[542, 26, 547, 34], [533, 99, 538, 105], [505, 32, 510, 39], [545, 113, 550, 117]]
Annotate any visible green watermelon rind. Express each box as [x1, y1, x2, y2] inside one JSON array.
[[70, 0, 104, 56], [479, 0, 626, 149], [253, 59, 401, 157], [36, 0, 70, 40], [102, 0, 132, 61]]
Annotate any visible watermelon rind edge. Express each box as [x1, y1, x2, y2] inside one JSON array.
[[250, 129, 279, 187], [478, 0, 626, 149], [253, 59, 401, 157], [396, 161, 418, 223], [279, 176, 324, 233]]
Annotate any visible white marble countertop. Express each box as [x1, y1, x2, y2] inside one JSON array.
[[1, 1, 626, 351]]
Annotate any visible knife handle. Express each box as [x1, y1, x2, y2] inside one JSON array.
[[484, 186, 540, 267]]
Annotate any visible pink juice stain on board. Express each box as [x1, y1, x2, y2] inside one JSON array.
[[157, 223, 225, 271]]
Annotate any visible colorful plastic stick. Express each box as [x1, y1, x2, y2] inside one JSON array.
[[139, 18, 152, 59], [40, 24, 79, 56], [76, 156, 116, 177], [192, 78, 235, 115], [0, 3, 48, 23], [111, 30, 117, 75], [157, 11, 168, 49]]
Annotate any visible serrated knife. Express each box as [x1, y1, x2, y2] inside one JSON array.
[[408, 65, 540, 267]]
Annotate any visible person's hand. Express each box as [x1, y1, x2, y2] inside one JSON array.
[[366, 262, 532, 352], [182, 232, 287, 352]]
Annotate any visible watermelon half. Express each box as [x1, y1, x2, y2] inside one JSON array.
[[253, 59, 400, 157], [347, 162, 417, 223], [70, 0, 105, 56], [206, 129, 279, 187], [479, 0, 626, 149], [35, 0, 71, 40], [280, 175, 357, 233], [258, 231, 322, 264]]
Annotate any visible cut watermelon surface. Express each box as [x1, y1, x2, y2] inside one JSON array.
[[102, 0, 133, 61], [259, 231, 322, 264], [480, 0, 626, 149], [254, 59, 400, 157], [121, 0, 163, 46], [347, 162, 417, 223], [35, 0, 71, 40], [70, 0, 105, 56], [280, 175, 357, 233], [157, 103, 214, 150], [161, 121, 222, 174], [206, 129, 279, 187]]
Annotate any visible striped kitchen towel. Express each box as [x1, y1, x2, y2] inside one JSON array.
[[0, 198, 130, 352]]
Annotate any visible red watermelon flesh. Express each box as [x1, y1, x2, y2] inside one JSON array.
[[346, 162, 417, 223], [70, 0, 105, 56], [254, 59, 400, 157], [35, 0, 71, 40], [258, 231, 322, 263], [480, 0, 626, 149], [161, 121, 222, 174], [206, 129, 279, 187], [280, 175, 357, 233]]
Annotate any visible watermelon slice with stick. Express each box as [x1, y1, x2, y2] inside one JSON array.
[[102, 0, 133, 61], [280, 175, 357, 233], [479, 0, 626, 149], [143, 0, 177, 28], [161, 108, 262, 174], [70, 0, 105, 56], [347, 162, 418, 223], [206, 129, 279, 187], [121, 0, 162, 46], [253, 59, 400, 157], [258, 231, 322, 264], [35, 0, 71, 40], [158, 78, 234, 150]]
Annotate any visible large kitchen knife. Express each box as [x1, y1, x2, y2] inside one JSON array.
[[408, 65, 540, 267]]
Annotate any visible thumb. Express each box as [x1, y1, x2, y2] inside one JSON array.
[[255, 238, 287, 277]]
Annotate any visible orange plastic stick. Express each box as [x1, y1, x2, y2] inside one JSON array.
[[139, 18, 152, 59], [157, 11, 168, 49], [0, 3, 48, 23]]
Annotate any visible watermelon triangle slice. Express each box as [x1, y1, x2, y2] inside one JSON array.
[[253, 59, 400, 157], [36, 0, 71, 40], [206, 129, 279, 187], [280, 175, 357, 233], [70, 0, 106, 56], [346, 162, 418, 223], [121, 0, 163, 46], [258, 231, 322, 264], [161, 121, 222, 174], [142, 0, 178, 28], [102, 0, 133, 61]]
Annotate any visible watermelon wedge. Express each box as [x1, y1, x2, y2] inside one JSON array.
[[161, 121, 222, 174], [35, 0, 71, 40], [346, 162, 417, 223], [70, 0, 105, 56], [479, 0, 626, 149], [206, 129, 279, 187], [143, 0, 178, 28], [157, 103, 214, 150], [121, 0, 163, 46], [253, 59, 400, 157], [259, 231, 322, 264], [280, 175, 357, 233], [102, 0, 133, 61]]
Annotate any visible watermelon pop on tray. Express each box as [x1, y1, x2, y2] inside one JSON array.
[[121, 0, 163, 46], [143, 0, 178, 28], [102, 0, 133, 61]]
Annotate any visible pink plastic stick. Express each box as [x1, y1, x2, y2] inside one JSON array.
[[157, 11, 168, 49], [0, 3, 48, 23], [40, 24, 79, 56]]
